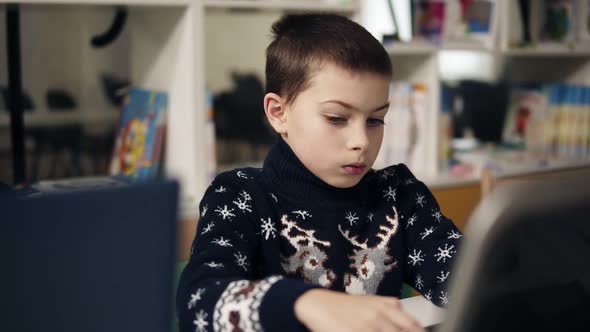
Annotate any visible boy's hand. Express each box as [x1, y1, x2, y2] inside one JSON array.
[[294, 288, 425, 332]]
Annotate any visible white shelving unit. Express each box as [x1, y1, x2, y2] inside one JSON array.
[[1, 1, 206, 205], [0, 0, 361, 205], [203, 0, 359, 12], [497, 0, 590, 86], [3, 0, 590, 202], [379, 0, 590, 181]]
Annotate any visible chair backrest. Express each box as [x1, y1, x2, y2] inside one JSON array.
[[2, 181, 178, 332]]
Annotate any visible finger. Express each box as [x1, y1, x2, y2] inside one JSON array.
[[371, 311, 401, 332], [383, 305, 424, 332]]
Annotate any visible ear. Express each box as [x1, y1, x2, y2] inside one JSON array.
[[263, 92, 288, 135]]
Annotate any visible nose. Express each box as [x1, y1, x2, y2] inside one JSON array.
[[347, 124, 369, 152]]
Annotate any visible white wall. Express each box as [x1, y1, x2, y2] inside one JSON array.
[[204, 9, 280, 93], [1, 5, 130, 114]]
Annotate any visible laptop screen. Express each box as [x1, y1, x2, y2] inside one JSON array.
[[440, 174, 590, 332]]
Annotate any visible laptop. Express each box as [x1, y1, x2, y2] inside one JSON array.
[[438, 172, 590, 331], [2, 181, 178, 332]]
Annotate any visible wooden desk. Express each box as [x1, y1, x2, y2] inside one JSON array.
[[431, 164, 590, 232]]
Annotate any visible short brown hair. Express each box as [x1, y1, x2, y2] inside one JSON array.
[[266, 14, 392, 105]]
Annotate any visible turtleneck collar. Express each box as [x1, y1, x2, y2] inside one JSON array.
[[261, 136, 374, 207]]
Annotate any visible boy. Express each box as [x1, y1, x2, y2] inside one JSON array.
[[177, 14, 462, 332]]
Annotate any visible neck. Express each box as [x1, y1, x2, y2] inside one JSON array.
[[261, 136, 374, 207]]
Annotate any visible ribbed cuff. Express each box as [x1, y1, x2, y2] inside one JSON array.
[[259, 278, 321, 332]]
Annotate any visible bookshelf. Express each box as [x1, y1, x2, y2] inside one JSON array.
[[203, 0, 359, 12], [384, 0, 590, 179], [3, 0, 590, 204], [0, 0, 362, 205], [1, 1, 206, 206]]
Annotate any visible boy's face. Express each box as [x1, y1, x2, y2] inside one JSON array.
[[277, 63, 390, 188]]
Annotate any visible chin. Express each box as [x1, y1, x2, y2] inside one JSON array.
[[327, 177, 362, 189]]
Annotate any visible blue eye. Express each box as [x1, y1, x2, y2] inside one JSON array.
[[367, 118, 385, 126], [326, 116, 347, 124]]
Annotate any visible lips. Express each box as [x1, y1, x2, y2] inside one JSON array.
[[342, 163, 366, 175]]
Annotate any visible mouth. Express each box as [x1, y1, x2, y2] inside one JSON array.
[[342, 163, 366, 175]]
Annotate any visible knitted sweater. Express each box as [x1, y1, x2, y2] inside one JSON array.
[[177, 138, 463, 332]]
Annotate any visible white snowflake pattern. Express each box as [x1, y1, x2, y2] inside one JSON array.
[[236, 170, 248, 179], [416, 194, 426, 207], [367, 212, 375, 222], [383, 186, 397, 201], [437, 271, 450, 283], [425, 289, 432, 301], [211, 237, 233, 247], [434, 244, 457, 263], [239, 190, 252, 201], [205, 261, 224, 269], [270, 193, 278, 202], [214, 186, 227, 193], [344, 212, 360, 226], [260, 217, 277, 240], [201, 205, 208, 218], [406, 214, 417, 228], [292, 210, 312, 220], [193, 309, 209, 332], [201, 222, 214, 235], [420, 227, 434, 240], [405, 179, 415, 185], [234, 252, 248, 271], [431, 209, 443, 223], [415, 274, 424, 290], [214, 205, 236, 221], [379, 169, 394, 180], [447, 230, 462, 240], [439, 291, 448, 305], [408, 249, 426, 266], [188, 288, 205, 309], [232, 197, 252, 213]]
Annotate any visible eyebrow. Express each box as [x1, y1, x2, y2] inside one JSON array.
[[321, 100, 390, 113]]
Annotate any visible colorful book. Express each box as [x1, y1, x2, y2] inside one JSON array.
[[109, 87, 168, 182], [412, 0, 446, 42], [375, 81, 431, 176], [502, 84, 548, 150]]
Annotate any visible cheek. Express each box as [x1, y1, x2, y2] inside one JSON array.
[[369, 128, 384, 148]]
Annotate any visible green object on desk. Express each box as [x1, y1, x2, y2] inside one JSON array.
[[401, 283, 414, 299]]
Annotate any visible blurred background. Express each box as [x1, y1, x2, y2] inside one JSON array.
[[2, 0, 590, 226]]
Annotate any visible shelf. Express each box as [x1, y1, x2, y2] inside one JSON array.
[[504, 44, 590, 57], [386, 40, 495, 56], [441, 40, 495, 52], [0, 0, 190, 6], [385, 40, 436, 56], [0, 109, 119, 128], [424, 158, 590, 189], [203, 0, 359, 12]]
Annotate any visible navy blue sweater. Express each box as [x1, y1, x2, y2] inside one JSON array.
[[177, 138, 462, 332]]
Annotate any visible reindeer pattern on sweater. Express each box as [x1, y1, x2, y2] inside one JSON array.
[[177, 139, 462, 332]]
